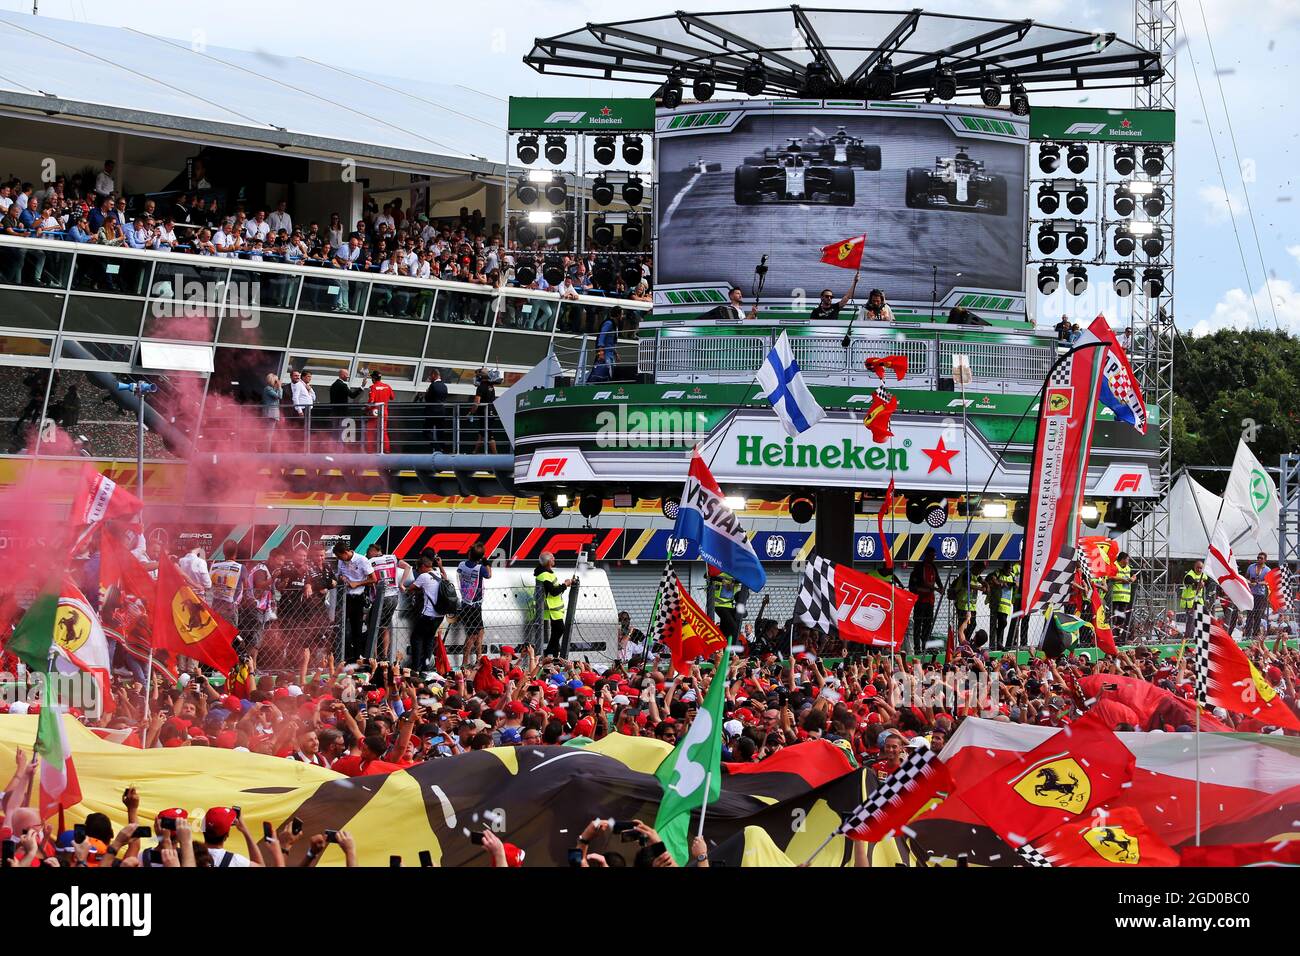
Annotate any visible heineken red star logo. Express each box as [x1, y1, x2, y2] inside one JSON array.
[[600, 106, 612, 116], [922, 437, 959, 474], [1120, 119, 1131, 128]]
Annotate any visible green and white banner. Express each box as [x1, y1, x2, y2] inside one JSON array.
[[508, 97, 656, 131], [1030, 106, 1175, 143]]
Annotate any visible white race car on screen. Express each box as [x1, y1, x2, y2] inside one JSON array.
[[806, 126, 882, 169], [905, 148, 1008, 215], [734, 140, 854, 206]]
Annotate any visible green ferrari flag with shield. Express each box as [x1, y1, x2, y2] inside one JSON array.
[[653, 647, 731, 864]]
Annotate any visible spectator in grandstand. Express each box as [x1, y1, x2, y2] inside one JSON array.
[[268, 200, 292, 235], [863, 288, 895, 322], [94, 160, 116, 198], [588, 307, 622, 383]]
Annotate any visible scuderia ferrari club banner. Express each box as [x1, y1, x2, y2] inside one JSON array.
[[1021, 339, 1109, 617]]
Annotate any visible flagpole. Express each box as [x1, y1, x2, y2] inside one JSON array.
[[696, 770, 712, 839], [801, 831, 837, 866]]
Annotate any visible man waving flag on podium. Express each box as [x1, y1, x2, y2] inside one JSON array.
[[757, 331, 825, 436]]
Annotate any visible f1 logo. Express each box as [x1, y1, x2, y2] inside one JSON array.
[[537, 457, 568, 477], [545, 111, 586, 124], [1064, 122, 1106, 135], [1114, 472, 1143, 492], [661, 390, 685, 399]]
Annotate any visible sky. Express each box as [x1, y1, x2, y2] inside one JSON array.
[[3, 0, 1298, 336]]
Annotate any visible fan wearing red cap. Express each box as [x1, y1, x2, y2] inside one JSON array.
[[479, 828, 524, 868], [202, 807, 255, 867]]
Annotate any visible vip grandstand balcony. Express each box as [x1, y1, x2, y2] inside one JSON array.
[[636, 317, 1058, 394], [0, 234, 648, 463]]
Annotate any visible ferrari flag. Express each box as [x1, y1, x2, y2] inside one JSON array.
[[152, 556, 239, 673], [1025, 807, 1179, 867], [1020, 339, 1109, 618], [1195, 617, 1300, 731], [650, 567, 727, 675], [819, 234, 866, 271], [70, 464, 143, 525], [794, 555, 916, 649]]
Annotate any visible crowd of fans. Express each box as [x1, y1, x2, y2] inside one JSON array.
[[0, 163, 653, 300]]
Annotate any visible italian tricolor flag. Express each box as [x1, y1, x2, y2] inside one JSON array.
[[36, 699, 81, 821]]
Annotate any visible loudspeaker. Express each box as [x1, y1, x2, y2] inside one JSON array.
[[614, 363, 638, 381], [554, 376, 573, 388], [938, 377, 955, 392]]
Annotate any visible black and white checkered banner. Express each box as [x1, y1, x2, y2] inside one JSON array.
[[794, 554, 838, 640]]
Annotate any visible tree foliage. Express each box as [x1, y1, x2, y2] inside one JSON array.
[[1172, 329, 1300, 485]]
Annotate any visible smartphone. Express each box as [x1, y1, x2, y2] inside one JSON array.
[[469, 832, 485, 846], [611, 820, 637, 833], [567, 848, 584, 867], [132, 826, 152, 840], [74, 823, 86, 844], [648, 841, 667, 858], [418, 849, 433, 868], [1, 841, 14, 862], [262, 821, 274, 841], [232, 806, 241, 820], [390, 855, 402, 867], [620, 830, 642, 843], [159, 817, 177, 832], [324, 829, 339, 844], [291, 817, 303, 835]]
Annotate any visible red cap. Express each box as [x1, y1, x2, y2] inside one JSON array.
[[550, 706, 569, 722], [274, 687, 292, 699], [580, 671, 598, 686], [203, 807, 237, 838], [500, 646, 516, 658], [735, 707, 755, 723], [866, 712, 883, 725], [216, 730, 238, 749], [221, 695, 242, 712], [573, 717, 595, 737], [501, 841, 525, 867], [155, 807, 189, 828], [504, 701, 526, 718], [1267, 665, 1283, 684], [507, 668, 525, 682], [576, 686, 595, 698], [864, 686, 878, 699]]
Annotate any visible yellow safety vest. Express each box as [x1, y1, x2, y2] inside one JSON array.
[[535, 569, 566, 620], [1112, 564, 1133, 604], [996, 572, 1015, 614], [1179, 570, 1206, 609], [711, 574, 737, 609]]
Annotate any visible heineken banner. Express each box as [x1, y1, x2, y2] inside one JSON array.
[[1029, 106, 1175, 143], [508, 97, 656, 131]]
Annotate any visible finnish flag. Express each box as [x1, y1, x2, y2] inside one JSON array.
[[756, 331, 825, 437]]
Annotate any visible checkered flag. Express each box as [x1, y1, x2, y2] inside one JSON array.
[[1049, 355, 1073, 386], [1192, 604, 1214, 707], [1033, 553, 1078, 614], [648, 565, 681, 649], [1017, 844, 1053, 868], [839, 746, 952, 843], [795, 554, 838, 639]]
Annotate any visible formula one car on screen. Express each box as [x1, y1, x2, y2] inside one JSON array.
[[806, 125, 882, 169], [904, 148, 1008, 215], [735, 139, 855, 206]]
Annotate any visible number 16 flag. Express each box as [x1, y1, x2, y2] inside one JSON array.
[[795, 554, 916, 649]]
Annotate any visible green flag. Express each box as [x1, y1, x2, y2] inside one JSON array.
[[653, 646, 730, 865], [7, 590, 59, 673]]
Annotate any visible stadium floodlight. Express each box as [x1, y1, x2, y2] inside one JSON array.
[[593, 257, 614, 288], [723, 495, 746, 510], [539, 496, 564, 519], [526, 210, 553, 224], [1037, 223, 1059, 255], [1066, 142, 1090, 174], [579, 494, 603, 519], [1142, 267, 1165, 297], [545, 175, 567, 206], [1113, 144, 1136, 176], [660, 74, 684, 109], [516, 176, 538, 205], [789, 494, 816, 524], [866, 60, 896, 99], [1037, 182, 1060, 214], [661, 496, 681, 519], [1066, 264, 1088, 295], [1037, 264, 1060, 294], [516, 222, 537, 245], [621, 135, 644, 165], [622, 176, 644, 206], [933, 65, 957, 100], [1127, 179, 1156, 195], [981, 501, 1009, 519], [1080, 503, 1101, 526], [545, 223, 567, 245], [591, 176, 613, 206], [592, 218, 614, 245], [1065, 184, 1089, 215], [980, 76, 1001, 107], [1113, 184, 1136, 217], [1065, 224, 1088, 256], [1113, 266, 1135, 297], [515, 257, 537, 285], [516, 133, 539, 165], [555, 494, 570, 507], [1038, 143, 1061, 173], [544, 135, 567, 165], [1142, 145, 1165, 176], [622, 216, 643, 247], [925, 502, 948, 528], [621, 261, 642, 287], [1113, 226, 1136, 257], [693, 67, 717, 101], [804, 58, 833, 95], [1009, 78, 1030, 116], [1127, 220, 1154, 236], [542, 256, 565, 286], [592, 135, 616, 166], [1143, 187, 1166, 218], [1142, 227, 1165, 258], [741, 60, 767, 96]]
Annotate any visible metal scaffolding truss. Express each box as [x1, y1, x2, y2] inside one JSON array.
[[524, 7, 1164, 102], [1280, 454, 1300, 568], [1128, 0, 1176, 610]]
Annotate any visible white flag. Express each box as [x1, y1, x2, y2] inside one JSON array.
[[756, 331, 825, 437], [1206, 521, 1254, 613], [1224, 439, 1279, 543]]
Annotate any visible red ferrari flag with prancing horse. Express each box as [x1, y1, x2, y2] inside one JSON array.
[[820, 234, 866, 271], [152, 556, 239, 673]]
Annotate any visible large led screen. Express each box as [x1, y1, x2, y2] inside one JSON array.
[[655, 101, 1028, 313]]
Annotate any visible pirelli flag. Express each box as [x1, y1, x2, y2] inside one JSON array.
[[151, 556, 239, 672]]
